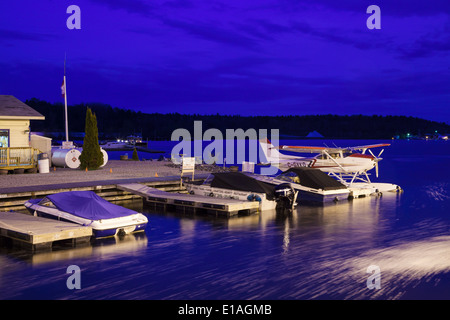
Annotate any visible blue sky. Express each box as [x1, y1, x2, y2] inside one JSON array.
[[0, 0, 449, 123]]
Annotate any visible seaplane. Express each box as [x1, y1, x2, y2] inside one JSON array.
[[258, 138, 402, 197]]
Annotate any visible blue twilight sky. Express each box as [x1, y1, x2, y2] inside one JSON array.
[[0, 0, 449, 123]]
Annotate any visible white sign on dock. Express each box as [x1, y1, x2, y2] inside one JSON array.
[[181, 157, 195, 179], [242, 161, 255, 173]]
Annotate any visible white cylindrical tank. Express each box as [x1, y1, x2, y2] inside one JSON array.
[[100, 148, 108, 167], [38, 159, 50, 173], [74, 147, 108, 167], [51, 148, 81, 169]]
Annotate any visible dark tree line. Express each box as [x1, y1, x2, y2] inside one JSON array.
[[26, 98, 450, 140]]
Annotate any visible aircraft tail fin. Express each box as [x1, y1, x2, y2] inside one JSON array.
[[258, 137, 282, 164]]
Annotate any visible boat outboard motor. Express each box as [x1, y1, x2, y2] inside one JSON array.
[[274, 183, 297, 211]]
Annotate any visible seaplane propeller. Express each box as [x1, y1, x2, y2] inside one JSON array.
[[367, 149, 384, 178]]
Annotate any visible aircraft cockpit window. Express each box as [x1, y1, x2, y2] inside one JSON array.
[[343, 151, 353, 157]]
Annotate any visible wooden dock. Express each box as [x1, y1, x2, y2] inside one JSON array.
[[0, 211, 92, 251], [117, 183, 260, 217], [0, 174, 210, 211]]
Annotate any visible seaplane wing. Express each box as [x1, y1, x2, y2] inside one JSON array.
[[278, 143, 390, 154], [347, 143, 391, 153], [278, 145, 340, 154]]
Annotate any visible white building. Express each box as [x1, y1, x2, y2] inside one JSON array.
[[0, 95, 45, 172], [0, 95, 45, 147]]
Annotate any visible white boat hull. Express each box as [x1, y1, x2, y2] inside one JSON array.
[[24, 201, 148, 238], [244, 173, 351, 203], [347, 182, 402, 198], [185, 184, 278, 211]]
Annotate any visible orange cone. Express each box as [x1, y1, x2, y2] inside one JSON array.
[[85, 167, 88, 172], [155, 172, 158, 177], [110, 168, 112, 173]]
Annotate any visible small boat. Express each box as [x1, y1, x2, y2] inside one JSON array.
[[244, 167, 351, 203], [346, 182, 402, 198], [24, 191, 148, 238], [185, 172, 298, 211], [126, 135, 146, 146], [100, 141, 132, 150]]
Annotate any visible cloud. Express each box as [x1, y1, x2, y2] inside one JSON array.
[[2, 0, 449, 123], [162, 0, 195, 9], [236, 19, 391, 52], [88, 0, 154, 16], [398, 33, 450, 60], [0, 29, 55, 43], [279, 0, 450, 17], [160, 18, 260, 50], [253, 20, 294, 35], [3, 54, 448, 122], [292, 22, 371, 49]]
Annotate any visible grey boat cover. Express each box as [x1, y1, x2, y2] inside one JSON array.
[[284, 168, 347, 190], [210, 172, 276, 200], [46, 191, 138, 220]]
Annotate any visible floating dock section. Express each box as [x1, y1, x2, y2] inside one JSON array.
[[0, 174, 206, 211], [0, 211, 92, 251], [117, 183, 260, 217]]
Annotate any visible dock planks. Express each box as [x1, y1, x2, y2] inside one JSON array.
[[117, 183, 260, 216], [0, 174, 210, 211], [0, 211, 92, 251]]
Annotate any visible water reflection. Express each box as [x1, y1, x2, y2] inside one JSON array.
[[1, 188, 450, 299], [148, 193, 399, 232], [2, 140, 450, 299], [423, 182, 449, 201], [349, 235, 450, 299], [2, 232, 148, 266]]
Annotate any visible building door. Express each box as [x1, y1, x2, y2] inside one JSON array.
[[0, 130, 9, 147]]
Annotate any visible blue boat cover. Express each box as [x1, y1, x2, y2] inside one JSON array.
[[46, 191, 138, 220]]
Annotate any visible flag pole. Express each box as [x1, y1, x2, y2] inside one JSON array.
[[64, 54, 69, 143]]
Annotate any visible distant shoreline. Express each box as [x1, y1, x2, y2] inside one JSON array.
[[26, 98, 450, 141]]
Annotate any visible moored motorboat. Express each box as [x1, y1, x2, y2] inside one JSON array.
[[245, 167, 351, 203], [184, 172, 298, 211], [24, 191, 148, 238]]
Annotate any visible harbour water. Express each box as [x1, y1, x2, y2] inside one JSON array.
[[0, 139, 449, 300]]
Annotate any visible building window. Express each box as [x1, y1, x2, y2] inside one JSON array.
[[0, 129, 9, 147]]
